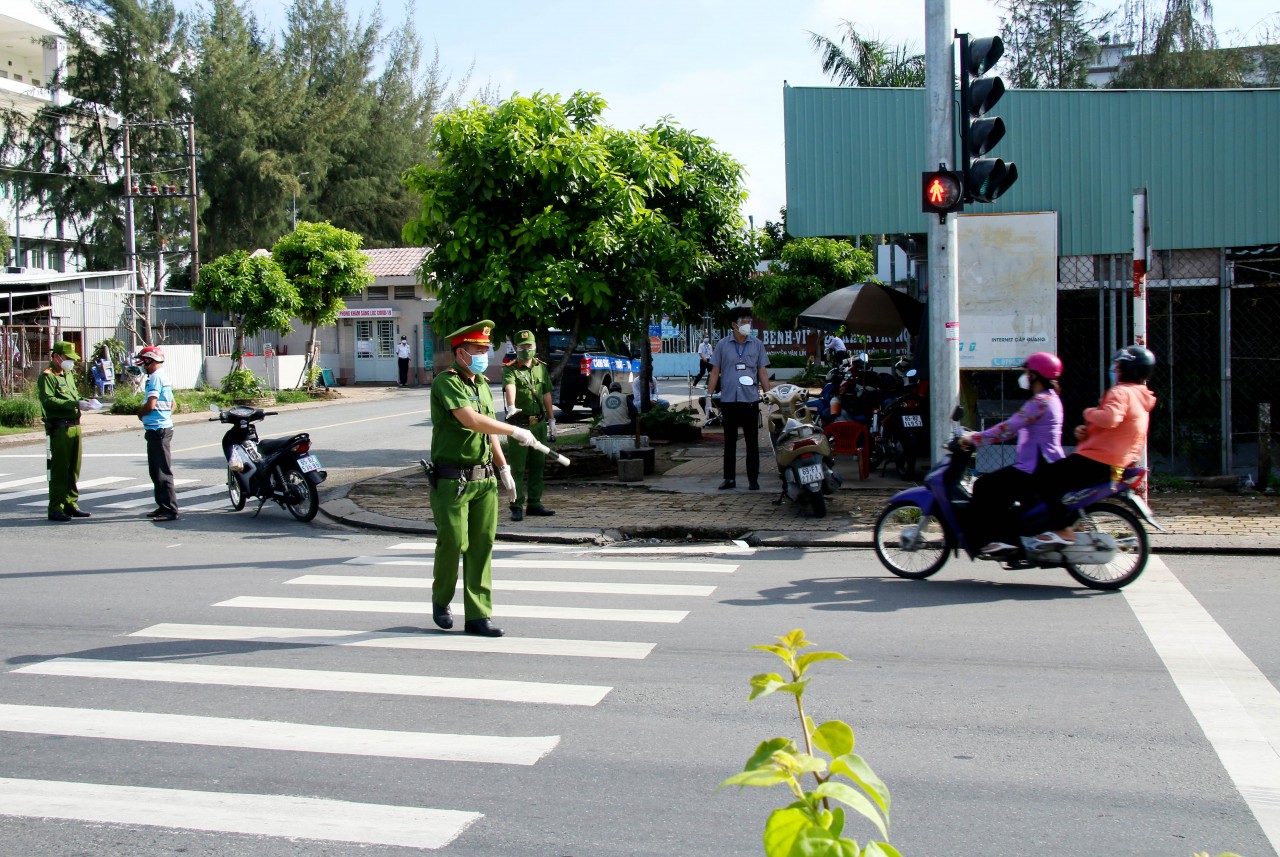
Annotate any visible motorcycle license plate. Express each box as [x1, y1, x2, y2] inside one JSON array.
[[297, 454, 321, 473], [901, 414, 923, 428], [798, 464, 824, 484]]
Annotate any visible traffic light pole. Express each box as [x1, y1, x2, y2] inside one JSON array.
[[925, 0, 961, 457]]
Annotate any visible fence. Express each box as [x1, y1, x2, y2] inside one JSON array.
[[0, 322, 204, 396]]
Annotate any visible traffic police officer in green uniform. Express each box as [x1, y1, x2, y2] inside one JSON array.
[[37, 341, 91, 522], [428, 320, 539, 638], [501, 329, 556, 522]]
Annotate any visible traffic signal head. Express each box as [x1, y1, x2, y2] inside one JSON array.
[[922, 170, 964, 215], [959, 33, 1017, 204]]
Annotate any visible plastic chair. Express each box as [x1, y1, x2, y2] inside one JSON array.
[[826, 420, 870, 481]]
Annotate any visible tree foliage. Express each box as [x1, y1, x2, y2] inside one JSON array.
[[1110, 0, 1246, 88], [271, 220, 373, 383], [192, 250, 299, 366], [751, 238, 875, 331], [807, 20, 925, 87], [402, 90, 757, 360], [998, 0, 1114, 88]]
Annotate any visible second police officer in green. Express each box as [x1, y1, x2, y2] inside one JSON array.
[[501, 329, 556, 522], [427, 320, 539, 638]]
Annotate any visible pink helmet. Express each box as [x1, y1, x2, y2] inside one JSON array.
[[1024, 351, 1062, 380], [134, 345, 165, 364]]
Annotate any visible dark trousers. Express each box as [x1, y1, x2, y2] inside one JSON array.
[[693, 359, 711, 386], [970, 464, 1039, 547], [145, 427, 178, 514], [1037, 454, 1113, 531], [721, 401, 761, 483], [398, 357, 410, 385]]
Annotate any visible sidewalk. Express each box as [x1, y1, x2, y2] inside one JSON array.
[[325, 425, 1280, 554]]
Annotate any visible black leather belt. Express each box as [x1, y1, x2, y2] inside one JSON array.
[[44, 417, 80, 431], [508, 414, 544, 426], [432, 463, 495, 480]]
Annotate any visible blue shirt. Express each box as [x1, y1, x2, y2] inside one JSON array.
[[142, 369, 174, 430], [710, 334, 770, 404]]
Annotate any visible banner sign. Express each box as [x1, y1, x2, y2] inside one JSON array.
[[338, 307, 396, 318]]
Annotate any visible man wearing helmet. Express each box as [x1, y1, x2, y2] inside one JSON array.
[[1033, 345, 1157, 546], [958, 351, 1065, 553], [135, 345, 179, 521]]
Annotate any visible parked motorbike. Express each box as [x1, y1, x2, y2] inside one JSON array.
[[867, 368, 928, 481], [871, 410, 1161, 590], [763, 384, 842, 518], [209, 405, 327, 521]]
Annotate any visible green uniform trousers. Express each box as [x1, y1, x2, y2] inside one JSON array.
[[47, 425, 82, 515], [430, 475, 497, 620], [506, 420, 549, 510]]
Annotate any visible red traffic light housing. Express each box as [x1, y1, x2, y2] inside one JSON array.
[[922, 170, 964, 215]]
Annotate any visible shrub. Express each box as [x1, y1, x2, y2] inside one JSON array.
[[111, 390, 143, 415], [769, 353, 812, 369], [274, 389, 313, 404], [221, 368, 267, 399], [0, 394, 42, 427]]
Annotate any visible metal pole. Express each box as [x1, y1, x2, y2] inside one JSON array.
[[1132, 189, 1148, 492], [123, 125, 136, 280], [1220, 248, 1232, 475], [188, 116, 199, 289], [926, 0, 960, 455]]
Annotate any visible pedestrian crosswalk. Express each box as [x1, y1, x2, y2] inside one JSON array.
[[0, 472, 227, 514], [0, 539, 748, 851]]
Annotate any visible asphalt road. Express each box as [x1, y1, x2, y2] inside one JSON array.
[[0, 394, 1276, 856]]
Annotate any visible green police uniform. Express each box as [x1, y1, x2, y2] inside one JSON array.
[[37, 351, 83, 517], [430, 322, 499, 622], [501, 340, 553, 513]]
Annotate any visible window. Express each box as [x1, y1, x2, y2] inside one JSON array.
[[394, 285, 416, 300], [354, 319, 394, 358], [366, 285, 389, 300]]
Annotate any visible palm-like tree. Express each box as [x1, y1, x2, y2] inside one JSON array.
[[807, 19, 926, 87]]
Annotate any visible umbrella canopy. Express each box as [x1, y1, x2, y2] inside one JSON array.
[[797, 282, 925, 337]]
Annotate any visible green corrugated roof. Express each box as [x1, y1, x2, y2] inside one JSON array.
[[784, 86, 1280, 255]]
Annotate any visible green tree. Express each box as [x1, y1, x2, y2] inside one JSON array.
[[807, 20, 925, 87], [0, 218, 11, 265], [998, 0, 1114, 88], [271, 220, 373, 386], [1110, 0, 1246, 88], [192, 250, 300, 368], [402, 90, 756, 381], [751, 238, 875, 332]]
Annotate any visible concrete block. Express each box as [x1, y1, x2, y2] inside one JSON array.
[[618, 458, 645, 482]]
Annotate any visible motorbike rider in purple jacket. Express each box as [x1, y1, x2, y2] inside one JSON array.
[[958, 352, 1065, 554]]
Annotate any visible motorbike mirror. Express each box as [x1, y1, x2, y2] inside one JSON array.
[[951, 406, 965, 422]]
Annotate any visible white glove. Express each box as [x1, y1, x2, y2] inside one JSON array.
[[548, 420, 557, 442], [497, 465, 517, 503], [506, 406, 521, 421], [510, 426, 536, 447]]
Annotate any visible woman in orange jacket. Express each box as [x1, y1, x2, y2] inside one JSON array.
[[1032, 345, 1157, 546]]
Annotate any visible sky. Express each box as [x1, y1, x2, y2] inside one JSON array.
[[192, 0, 1280, 232]]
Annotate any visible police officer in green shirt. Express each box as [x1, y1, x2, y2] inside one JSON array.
[[427, 320, 539, 638], [501, 329, 556, 522], [37, 341, 91, 522]]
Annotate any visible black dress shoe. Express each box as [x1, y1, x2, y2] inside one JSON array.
[[47, 511, 71, 522], [152, 512, 179, 521], [464, 617, 504, 637], [510, 507, 524, 522], [718, 479, 736, 490], [748, 481, 760, 491], [67, 508, 92, 518], [525, 506, 555, 516], [432, 601, 454, 630], [144, 508, 165, 518]]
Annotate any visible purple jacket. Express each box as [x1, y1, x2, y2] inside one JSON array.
[[971, 390, 1064, 474]]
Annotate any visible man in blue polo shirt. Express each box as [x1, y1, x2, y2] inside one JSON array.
[[707, 307, 771, 490], [135, 345, 178, 521]]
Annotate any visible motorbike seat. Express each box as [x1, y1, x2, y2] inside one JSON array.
[[258, 434, 305, 455]]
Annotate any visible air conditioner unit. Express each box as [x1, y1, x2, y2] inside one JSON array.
[[6, 266, 26, 274]]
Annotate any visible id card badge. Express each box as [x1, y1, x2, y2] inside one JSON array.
[[735, 363, 747, 371]]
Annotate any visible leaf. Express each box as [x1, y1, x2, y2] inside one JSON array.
[[859, 842, 904, 857], [810, 782, 888, 840], [793, 828, 861, 857], [797, 651, 851, 672], [745, 737, 796, 771], [762, 806, 813, 857], [812, 720, 855, 759], [717, 769, 791, 791], [749, 672, 789, 701], [830, 754, 891, 818]]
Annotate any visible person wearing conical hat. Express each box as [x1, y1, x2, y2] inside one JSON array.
[[501, 329, 556, 522], [37, 341, 90, 522], [428, 320, 540, 638]]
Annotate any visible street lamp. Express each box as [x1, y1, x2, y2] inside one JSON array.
[[291, 171, 310, 230]]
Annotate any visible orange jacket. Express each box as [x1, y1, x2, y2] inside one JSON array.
[[1075, 382, 1157, 467]]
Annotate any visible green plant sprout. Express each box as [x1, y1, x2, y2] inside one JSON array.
[[718, 629, 902, 857]]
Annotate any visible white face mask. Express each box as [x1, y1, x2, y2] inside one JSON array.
[[737, 323, 752, 337], [1017, 372, 1032, 390], [61, 360, 76, 372]]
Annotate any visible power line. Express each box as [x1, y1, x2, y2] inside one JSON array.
[[0, 164, 107, 180]]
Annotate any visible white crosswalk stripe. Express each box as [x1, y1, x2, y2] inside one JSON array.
[[0, 475, 47, 491], [387, 540, 756, 556], [346, 556, 741, 573], [3, 476, 134, 502], [285, 573, 717, 597], [216, 594, 690, 623], [17, 478, 198, 506], [0, 778, 482, 849], [100, 484, 226, 508]]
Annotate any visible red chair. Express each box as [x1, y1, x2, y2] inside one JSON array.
[[825, 420, 870, 481]]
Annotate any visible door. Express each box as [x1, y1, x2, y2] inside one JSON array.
[[353, 319, 397, 382]]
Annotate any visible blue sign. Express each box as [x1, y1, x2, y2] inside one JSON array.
[[648, 324, 662, 337]]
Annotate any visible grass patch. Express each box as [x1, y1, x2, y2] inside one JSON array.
[[0, 394, 42, 428], [0, 424, 37, 436]]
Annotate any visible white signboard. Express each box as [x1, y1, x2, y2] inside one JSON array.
[[338, 307, 396, 318], [956, 211, 1058, 369]]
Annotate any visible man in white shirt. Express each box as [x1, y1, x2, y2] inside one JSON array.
[[693, 336, 713, 387], [824, 333, 848, 365], [396, 335, 411, 386]]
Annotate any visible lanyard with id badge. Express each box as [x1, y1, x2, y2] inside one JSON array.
[[733, 339, 757, 389]]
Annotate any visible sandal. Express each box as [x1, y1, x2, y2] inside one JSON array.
[[1031, 531, 1073, 546], [980, 542, 1017, 554]]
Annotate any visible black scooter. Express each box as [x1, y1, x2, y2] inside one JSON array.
[[209, 405, 327, 521]]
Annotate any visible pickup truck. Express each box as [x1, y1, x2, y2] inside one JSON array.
[[548, 332, 640, 421]]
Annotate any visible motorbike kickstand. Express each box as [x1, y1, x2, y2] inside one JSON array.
[[252, 495, 269, 518]]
